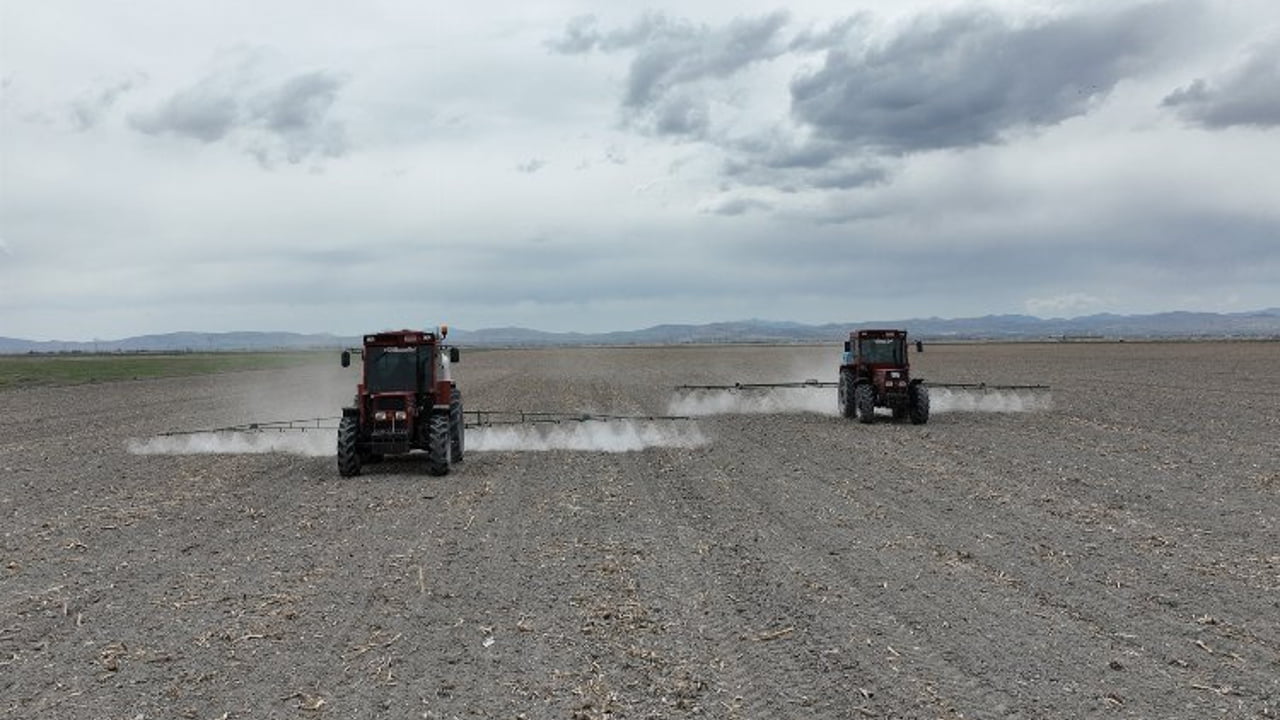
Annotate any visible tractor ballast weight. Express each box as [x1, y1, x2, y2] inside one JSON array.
[[337, 327, 463, 477], [837, 329, 930, 424]]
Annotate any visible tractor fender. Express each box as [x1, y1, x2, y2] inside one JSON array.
[[342, 406, 359, 418], [909, 378, 925, 387]]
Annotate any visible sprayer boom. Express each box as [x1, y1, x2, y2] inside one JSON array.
[[920, 382, 1050, 390], [675, 380, 1049, 391], [155, 409, 695, 438], [159, 418, 341, 436], [466, 410, 693, 426], [675, 380, 837, 390]]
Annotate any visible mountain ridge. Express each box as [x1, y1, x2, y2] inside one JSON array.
[[2, 308, 1277, 353]]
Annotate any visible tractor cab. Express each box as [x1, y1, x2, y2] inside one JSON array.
[[844, 329, 907, 367]]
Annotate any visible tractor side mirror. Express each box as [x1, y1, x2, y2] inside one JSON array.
[[449, 347, 460, 363], [843, 341, 851, 352], [340, 350, 351, 368]]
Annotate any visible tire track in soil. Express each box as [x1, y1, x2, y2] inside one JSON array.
[[460, 452, 642, 717], [642, 421, 1030, 718], [348, 450, 710, 718], [4, 453, 347, 718], [627, 454, 884, 719], [906, 415, 1280, 654], [784, 413, 1278, 717], [890, 418, 1280, 714], [677, 413, 1263, 718], [530, 450, 724, 719]]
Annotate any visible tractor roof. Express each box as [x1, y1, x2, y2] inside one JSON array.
[[850, 328, 907, 339], [363, 329, 439, 347]]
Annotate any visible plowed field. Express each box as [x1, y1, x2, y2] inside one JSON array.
[[2, 342, 1277, 718]]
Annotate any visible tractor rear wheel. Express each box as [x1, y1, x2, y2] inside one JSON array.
[[838, 372, 856, 418], [450, 388, 465, 461], [855, 383, 875, 424], [337, 415, 361, 477], [910, 384, 930, 425], [426, 413, 452, 476]]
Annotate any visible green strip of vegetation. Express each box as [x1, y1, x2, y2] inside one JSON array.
[[0, 351, 329, 390]]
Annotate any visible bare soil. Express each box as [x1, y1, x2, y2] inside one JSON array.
[[2, 342, 1277, 719]]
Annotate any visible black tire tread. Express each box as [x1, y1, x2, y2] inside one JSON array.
[[910, 384, 930, 425], [337, 415, 362, 477], [838, 371, 856, 419], [855, 383, 876, 424], [426, 413, 452, 476]]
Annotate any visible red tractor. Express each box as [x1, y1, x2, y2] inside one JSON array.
[[837, 329, 929, 424], [337, 328, 463, 477]]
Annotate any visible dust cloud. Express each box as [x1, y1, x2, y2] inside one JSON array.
[[467, 420, 707, 452], [129, 421, 707, 456], [128, 432, 332, 457], [667, 388, 839, 417], [667, 386, 1053, 416], [931, 388, 1053, 413]]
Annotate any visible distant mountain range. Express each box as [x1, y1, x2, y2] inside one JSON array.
[[2, 309, 1278, 353]]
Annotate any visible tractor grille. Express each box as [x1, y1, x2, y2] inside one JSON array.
[[372, 396, 407, 411]]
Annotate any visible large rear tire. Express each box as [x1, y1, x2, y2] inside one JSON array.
[[910, 384, 930, 425], [426, 413, 452, 477], [449, 388, 465, 462], [337, 415, 362, 477], [855, 383, 875, 424], [838, 371, 856, 419]]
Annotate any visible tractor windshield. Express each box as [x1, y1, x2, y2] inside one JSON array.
[[365, 348, 419, 392], [858, 337, 904, 365]]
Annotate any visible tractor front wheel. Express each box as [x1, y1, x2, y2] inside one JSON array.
[[909, 384, 930, 425], [855, 383, 875, 424], [426, 413, 452, 477], [337, 415, 362, 477], [838, 372, 856, 418]]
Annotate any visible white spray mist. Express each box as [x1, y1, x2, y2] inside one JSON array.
[[128, 432, 333, 457], [667, 387, 839, 417], [930, 388, 1054, 413], [466, 420, 707, 452]]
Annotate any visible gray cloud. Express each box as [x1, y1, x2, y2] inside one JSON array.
[[516, 158, 547, 173], [1162, 40, 1280, 129], [131, 77, 239, 142], [653, 93, 709, 137], [705, 196, 772, 216], [69, 76, 143, 131], [547, 14, 604, 54], [552, 4, 1198, 199], [722, 133, 887, 191], [790, 3, 1192, 154], [131, 65, 347, 165], [256, 71, 340, 133], [552, 11, 790, 137], [251, 71, 347, 164], [788, 15, 866, 52]]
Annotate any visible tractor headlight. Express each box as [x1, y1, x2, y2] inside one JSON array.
[[394, 410, 407, 421], [888, 371, 901, 379], [374, 411, 388, 421]]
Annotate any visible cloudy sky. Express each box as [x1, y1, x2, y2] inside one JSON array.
[[2, 0, 1277, 340]]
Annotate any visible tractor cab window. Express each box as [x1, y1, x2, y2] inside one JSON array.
[[366, 348, 418, 392], [858, 337, 904, 365]]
